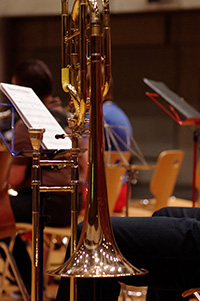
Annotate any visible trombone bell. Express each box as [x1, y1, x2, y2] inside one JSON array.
[[48, 0, 148, 281], [48, 219, 147, 277]]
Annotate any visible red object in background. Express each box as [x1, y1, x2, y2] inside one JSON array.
[[113, 183, 127, 212], [82, 183, 128, 213], [20, 231, 32, 241], [146, 91, 200, 207]]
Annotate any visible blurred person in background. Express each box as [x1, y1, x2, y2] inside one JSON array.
[[0, 59, 88, 299]]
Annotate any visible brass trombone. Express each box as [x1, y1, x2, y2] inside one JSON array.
[[48, 0, 148, 298]]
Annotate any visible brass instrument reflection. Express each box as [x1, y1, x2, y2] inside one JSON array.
[[48, 0, 148, 299]]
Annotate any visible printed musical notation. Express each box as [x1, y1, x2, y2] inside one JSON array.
[[0, 83, 72, 150]]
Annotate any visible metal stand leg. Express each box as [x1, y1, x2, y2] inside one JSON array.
[[0, 241, 30, 301]]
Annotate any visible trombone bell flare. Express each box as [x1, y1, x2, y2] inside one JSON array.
[[47, 217, 148, 277]]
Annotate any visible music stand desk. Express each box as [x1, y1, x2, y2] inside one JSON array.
[[143, 78, 200, 206]]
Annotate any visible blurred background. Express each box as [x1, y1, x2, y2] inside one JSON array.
[[1, 0, 200, 199]]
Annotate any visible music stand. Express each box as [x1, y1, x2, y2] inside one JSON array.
[[143, 78, 200, 207], [0, 83, 72, 301]]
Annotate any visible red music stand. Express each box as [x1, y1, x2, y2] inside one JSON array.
[[143, 78, 200, 207]]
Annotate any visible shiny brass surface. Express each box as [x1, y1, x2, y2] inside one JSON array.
[[28, 128, 45, 151], [39, 185, 72, 193], [28, 128, 79, 301], [48, 0, 148, 281], [29, 128, 45, 301]]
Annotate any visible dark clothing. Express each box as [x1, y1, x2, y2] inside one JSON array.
[[10, 189, 83, 227], [1, 235, 32, 294], [56, 207, 200, 301]]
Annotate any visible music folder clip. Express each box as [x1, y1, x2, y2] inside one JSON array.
[[143, 78, 200, 207], [0, 83, 72, 156]]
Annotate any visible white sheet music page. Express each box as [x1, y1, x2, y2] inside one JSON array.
[[0, 83, 72, 150]]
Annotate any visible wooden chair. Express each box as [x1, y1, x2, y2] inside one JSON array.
[[133, 150, 185, 212], [0, 150, 15, 239], [167, 156, 200, 208], [104, 151, 131, 214], [122, 150, 185, 300]]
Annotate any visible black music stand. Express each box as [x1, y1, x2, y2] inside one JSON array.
[[143, 78, 200, 207]]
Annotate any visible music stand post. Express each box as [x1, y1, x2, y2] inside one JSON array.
[[144, 78, 200, 207]]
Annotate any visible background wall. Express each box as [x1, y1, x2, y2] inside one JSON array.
[[1, 5, 200, 198]]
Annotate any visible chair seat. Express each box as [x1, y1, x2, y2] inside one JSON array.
[[167, 196, 192, 208], [15, 222, 32, 232], [131, 150, 185, 213]]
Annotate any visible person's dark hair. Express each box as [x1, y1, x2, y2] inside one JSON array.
[[12, 59, 53, 99]]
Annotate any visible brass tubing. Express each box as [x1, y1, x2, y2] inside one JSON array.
[[47, 3, 148, 301], [47, 0, 147, 280], [61, 0, 70, 69], [29, 129, 45, 301], [70, 135, 79, 301], [31, 151, 40, 301], [39, 186, 73, 193], [102, 0, 112, 96], [61, 0, 70, 92], [40, 159, 74, 166]]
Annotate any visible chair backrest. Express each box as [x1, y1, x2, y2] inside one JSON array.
[[150, 150, 184, 211], [195, 159, 200, 207], [0, 150, 16, 239], [104, 151, 131, 214]]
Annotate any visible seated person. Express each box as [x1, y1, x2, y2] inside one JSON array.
[[103, 81, 134, 212], [56, 206, 200, 301], [103, 81, 133, 152], [1, 59, 88, 297], [9, 59, 88, 227]]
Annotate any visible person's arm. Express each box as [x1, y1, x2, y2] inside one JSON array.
[[9, 120, 32, 189], [9, 164, 28, 188]]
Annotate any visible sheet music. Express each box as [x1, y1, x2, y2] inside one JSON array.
[[143, 78, 200, 119], [0, 83, 72, 150]]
